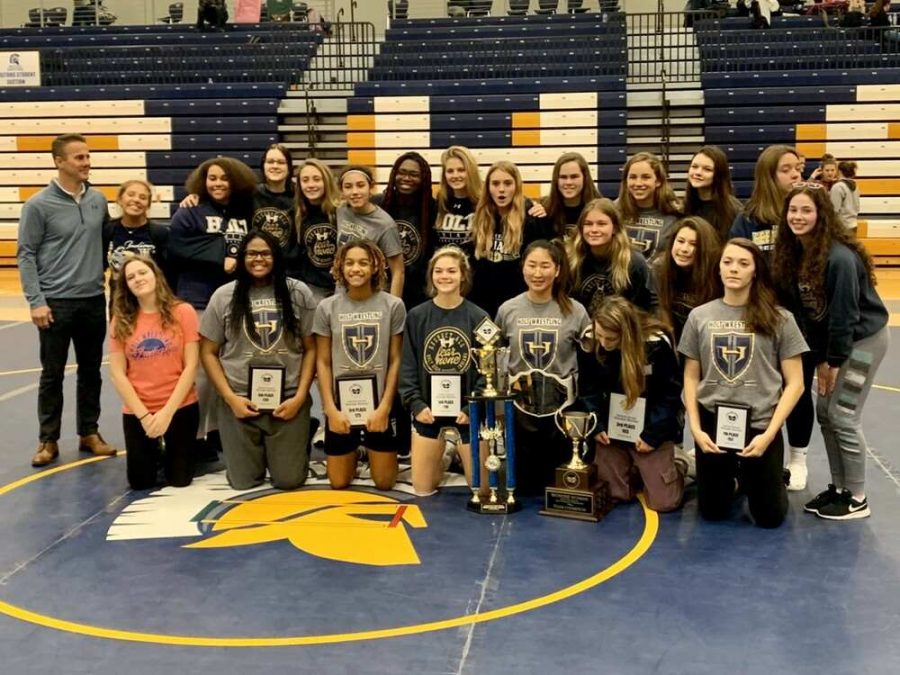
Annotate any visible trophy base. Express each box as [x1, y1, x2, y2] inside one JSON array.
[[467, 497, 522, 515], [540, 465, 612, 522]]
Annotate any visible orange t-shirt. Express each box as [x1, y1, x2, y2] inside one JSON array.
[[109, 303, 200, 414]]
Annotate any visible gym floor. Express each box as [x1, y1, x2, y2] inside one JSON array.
[[0, 271, 897, 674]]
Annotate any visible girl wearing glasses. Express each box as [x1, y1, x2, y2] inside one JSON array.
[[373, 152, 437, 309], [199, 230, 318, 490], [180, 145, 300, 269], [773, 186, 889, 520]]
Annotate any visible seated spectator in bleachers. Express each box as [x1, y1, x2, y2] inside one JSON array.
[[869, 0, 891, 26], [830, 161, 861, 232], [842, 0, 866, 26], [197, 0, 228, 31], [749, 0, 780, 28], [810, 154, 839, 191]]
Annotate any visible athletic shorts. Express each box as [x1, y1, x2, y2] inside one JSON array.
[[323, 425, 395, 456], [412, 419, 471, 442]]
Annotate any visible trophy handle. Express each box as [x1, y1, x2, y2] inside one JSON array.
[[554, 409, 567, 436], [586, 412, 598, 438]]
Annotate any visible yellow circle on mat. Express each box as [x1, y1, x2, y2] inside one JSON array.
[[0, 456, 658, 647]]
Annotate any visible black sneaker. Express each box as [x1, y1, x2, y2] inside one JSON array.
[[803, 484, 839, 514], [817, 490, 870, 521]]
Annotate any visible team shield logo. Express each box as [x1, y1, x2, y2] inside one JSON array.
[[246, 308, 283, 352], [712, 332, 754, 383], [520, 330, 558, 370], [343, 323, 379, 368]]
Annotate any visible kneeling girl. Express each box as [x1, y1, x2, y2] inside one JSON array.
[[200, 230, 318, 490], [590, 296, 685, 512], [679, 238, 807, 528], [313, 240, 406, 490], [400, 245, 489, 495]]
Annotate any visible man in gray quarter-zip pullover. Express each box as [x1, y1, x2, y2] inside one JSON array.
[[17, 133, 117, 467]]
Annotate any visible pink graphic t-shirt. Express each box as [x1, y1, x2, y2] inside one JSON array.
[[109, 303, 200, 414]]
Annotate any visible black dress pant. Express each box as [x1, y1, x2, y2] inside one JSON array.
[[37, 295, 106, 442]]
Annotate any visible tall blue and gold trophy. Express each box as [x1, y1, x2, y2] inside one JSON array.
[[467, 317, 520, 514]]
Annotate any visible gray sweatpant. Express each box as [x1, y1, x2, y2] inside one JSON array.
[[217, 397, 312, 490], [816, 326, 890, 496]]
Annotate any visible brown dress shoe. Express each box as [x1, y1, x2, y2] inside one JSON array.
[[78, 433, 118, 457], [32, 441, 60, 467]]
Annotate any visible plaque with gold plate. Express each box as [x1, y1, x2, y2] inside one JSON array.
[[540, 409, 612, 522], [466, 317, 520, 515]]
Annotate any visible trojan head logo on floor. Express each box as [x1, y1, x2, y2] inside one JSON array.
[[106, 470, 434, 566]]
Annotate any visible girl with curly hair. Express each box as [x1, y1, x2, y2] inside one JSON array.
[[773, 185, 889, 520], [313, 241, 406, 490]]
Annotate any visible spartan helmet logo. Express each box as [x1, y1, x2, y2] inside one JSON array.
[[342, 323, 378, 368], [314, 230, 330, 242], [438, 335, 456, 349], [246, 308, 283, 352], [520, 330, 558, 370], [185, 491, 428, 566], [712, 332, 754, 383]]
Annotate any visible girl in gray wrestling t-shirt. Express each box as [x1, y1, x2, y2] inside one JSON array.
[[678, 238, 807, 528]]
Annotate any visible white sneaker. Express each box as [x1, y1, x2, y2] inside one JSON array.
[[787, 461, 808, 491], [312, 425, 326, 448]]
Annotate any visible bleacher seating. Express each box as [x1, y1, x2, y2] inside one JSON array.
[[349, 12, 628, 198], [695, 13, 900, 264], [0, 23, 319, 246]]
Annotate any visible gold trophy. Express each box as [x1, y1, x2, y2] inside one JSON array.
[[470, 317, 506, 398], [540, 409, 611, 522], [467, 318, 520, 514]]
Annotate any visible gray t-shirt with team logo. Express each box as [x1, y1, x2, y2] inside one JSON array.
[[312, 290, 406, 399], [678, 298, 808, 428], [335, 204, 403, 260], [495, 293, 591, 378], [200, 278, 317, 397]]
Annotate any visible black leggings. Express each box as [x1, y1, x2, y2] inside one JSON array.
[[696, 407, 787, 529], [785, 350, 816, 448], [513, 412, 570, 496], [123, 403, 199, 490]]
